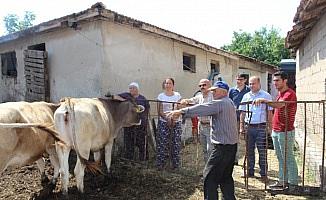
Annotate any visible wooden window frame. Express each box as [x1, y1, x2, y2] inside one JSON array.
[[1, 51, 17, 77], [183, 53, 196, 73]]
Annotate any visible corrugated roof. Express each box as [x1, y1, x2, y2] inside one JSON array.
[[0, 2, 277, 70], [286, 0, 326, 52]]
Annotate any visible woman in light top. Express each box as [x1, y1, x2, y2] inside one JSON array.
[[156, 78, 182, 170]]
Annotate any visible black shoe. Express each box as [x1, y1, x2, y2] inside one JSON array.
[[288, 184, 300, 193], [259, 176, 268, 181]]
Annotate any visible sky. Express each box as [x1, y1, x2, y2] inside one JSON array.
[[0, 0, 300, 48]]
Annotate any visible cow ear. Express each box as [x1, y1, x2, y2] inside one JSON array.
[[112, 95, 127, 102]]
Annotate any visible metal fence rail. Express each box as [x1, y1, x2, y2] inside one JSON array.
[[114, 99, 326, 197], [239, 100, 326, 196]]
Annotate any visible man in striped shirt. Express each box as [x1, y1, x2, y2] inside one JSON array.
[[254, 71, 298, 190], [167, 81, 238, 200]]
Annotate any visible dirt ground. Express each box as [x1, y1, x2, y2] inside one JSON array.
[[0, 139, 325, 200]]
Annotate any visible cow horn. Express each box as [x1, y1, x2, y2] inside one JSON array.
[[106, 94, 126, 101], [113, 95, 127, 101], [136, 105, 145, 113], [105, 91, 112, 98]]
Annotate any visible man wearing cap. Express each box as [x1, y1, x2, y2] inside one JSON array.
[[180, 79, 214, 163], [167, 81, 238, 200], [229, 73, 250, 165], [119, 82, 150, 161]]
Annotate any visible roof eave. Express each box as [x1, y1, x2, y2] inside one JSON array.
[[0, 2, 276, 70], [286, 0, 326, 52]]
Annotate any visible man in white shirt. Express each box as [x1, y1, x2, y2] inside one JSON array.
[[239, 76, 273, 180], [181, 79, 213, 162]]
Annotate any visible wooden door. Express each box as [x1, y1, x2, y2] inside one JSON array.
[[24, 49, 49, 102]]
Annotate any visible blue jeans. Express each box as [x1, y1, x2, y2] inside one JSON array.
[[272, 130, 298, 185], [247, 126, 267, 176], [199, 125, 212, 163], [203, 144, 237, 200]]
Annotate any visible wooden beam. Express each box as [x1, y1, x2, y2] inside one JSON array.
[[24, 57, 45, 64], [25, 62, 45, 71], [23, 50, 47, 59]]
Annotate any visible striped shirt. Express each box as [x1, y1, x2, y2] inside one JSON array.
[[188, 92, 213, 123], [181, 96, 238, 145]]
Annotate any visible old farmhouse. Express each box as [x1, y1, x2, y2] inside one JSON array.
[[0, 3, 277, 103]]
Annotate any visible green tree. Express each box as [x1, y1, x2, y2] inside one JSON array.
[[221, 27, 290, 66], [3, 11, 36, 34]]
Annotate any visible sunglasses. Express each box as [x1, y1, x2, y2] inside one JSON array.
[[198, 84, 207, 87], [236, 78, 245, 81]]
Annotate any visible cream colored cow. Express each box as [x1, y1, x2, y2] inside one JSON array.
[[0, 101, 62, 185], [54, 96, 144, 194]]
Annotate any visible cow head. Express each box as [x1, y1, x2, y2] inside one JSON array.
[[105, 95, 145, 127]]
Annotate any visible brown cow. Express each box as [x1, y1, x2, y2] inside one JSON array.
[[0, 101, 62, 185], [54, 96, 144, 194]]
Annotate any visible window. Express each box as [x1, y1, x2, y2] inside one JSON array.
[[183, 53, 196, 72], [210, 60, 220, 73], [243, 74, 250, 85], [1, 51, 17, 77], [208, 60, 221, 82], [28, 43, 46, 51]]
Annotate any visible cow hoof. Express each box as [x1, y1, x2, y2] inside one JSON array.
[[62, 191, 68, 197], [41, 174, 49, 184], [48, 181, 56, 192], [77, 191, 87, 200]]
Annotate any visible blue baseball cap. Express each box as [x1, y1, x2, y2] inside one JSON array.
[[208, 81, 229, 91]]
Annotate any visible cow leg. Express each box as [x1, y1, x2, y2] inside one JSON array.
[[36, 158, 47, 183], [104, 141, 114, 174], [74, 156, 87, 193], [94, 151, 101, 163], [49, 153, 60, 185], [46, 144, 60, 186], [56, 145, 71, 195]]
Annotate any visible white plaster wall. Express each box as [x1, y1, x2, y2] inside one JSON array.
[[100, 22, 273, 101], [0, 40, 29, 102], [0, 22, 104, 103], [46, 22, 104, 102], [100, 22, 233, 100]]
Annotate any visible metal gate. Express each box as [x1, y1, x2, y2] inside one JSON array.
[[240, 100, 326, 197], [24, 49, 49, 102]]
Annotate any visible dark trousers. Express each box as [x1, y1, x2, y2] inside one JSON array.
[[124, 125, 148, 161], [247, 126, 267, 176], [203, 143, 237, 200]]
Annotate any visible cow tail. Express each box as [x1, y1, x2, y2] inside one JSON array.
[[78, 156, 104, 175], [67, 98, 104, 175], [0, 123, 66, 146], [35, 124, 67, 146]]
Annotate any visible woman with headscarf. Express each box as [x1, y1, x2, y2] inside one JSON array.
[[119, 82, 150, 161]]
